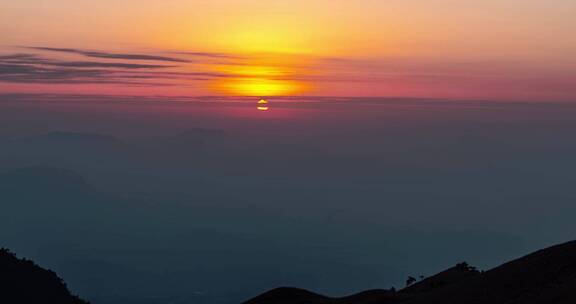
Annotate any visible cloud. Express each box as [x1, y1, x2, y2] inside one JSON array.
[[45, 61, 174, 69], [27, 47, 191, 63], [0, 65, 104, 84], [170, 51, 244, 59], [0, 54, 174, 85], [0, 54, 39, 61], [0, 51, 233, 85], [4, 52, 174, 69]]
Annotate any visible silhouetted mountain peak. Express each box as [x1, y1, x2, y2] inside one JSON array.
[[0, 248, 88, 304], [244, 287, 329, 304]]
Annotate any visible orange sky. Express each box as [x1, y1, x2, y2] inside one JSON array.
[[1, 0, 575, 100]]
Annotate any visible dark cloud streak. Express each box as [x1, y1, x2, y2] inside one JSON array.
[[171, 51, 244, 59], [28, 47, 191, 63], [45, 61, 174, 69], [0, 55, 175, 86], [2, 53, 173, 69]]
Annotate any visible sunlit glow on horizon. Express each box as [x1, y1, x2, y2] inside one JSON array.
[[211, 58, 312, 96], [1, 0, 574, 101], [214, 75, 307, 97]]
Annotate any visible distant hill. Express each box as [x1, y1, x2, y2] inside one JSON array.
[[1, 131, 125, 156], [0, 166, 92, 194], [172, 128, 229, 147], [176, 128, 228, 141], [243, 241, 576, 304], [244, 287, 401, 304], [0, 248, 88, 304], [244, 287, 330, 304], [20, 131, 123, 145]]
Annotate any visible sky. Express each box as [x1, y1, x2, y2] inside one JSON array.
[[1, 0, 575, 100]]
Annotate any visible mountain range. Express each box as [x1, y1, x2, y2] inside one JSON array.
[[244, 240, 576, 304]]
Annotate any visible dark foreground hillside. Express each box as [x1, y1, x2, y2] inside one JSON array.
[[244, 241, 576, 304], [0, 248, 88, 304]]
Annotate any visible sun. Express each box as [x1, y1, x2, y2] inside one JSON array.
[[257, 99, 270, 111]]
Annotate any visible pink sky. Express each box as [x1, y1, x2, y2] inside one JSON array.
[[1, 0, 575, 101]]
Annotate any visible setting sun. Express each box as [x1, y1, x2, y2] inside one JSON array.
[[257, 98, 270, 111]]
